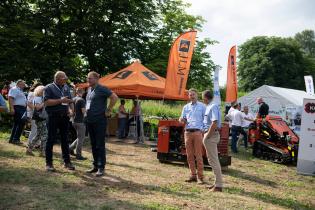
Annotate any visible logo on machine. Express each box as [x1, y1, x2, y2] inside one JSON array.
[[160, 127, 169, 134], [305, 103, 315, 114], [178, 39, 190, 52], [112, 70, 132, 79]]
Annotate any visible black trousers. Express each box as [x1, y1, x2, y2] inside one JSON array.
[[10, 105, 26, 142], [87, 118, 106, 169], [46, 113, 71, 165]]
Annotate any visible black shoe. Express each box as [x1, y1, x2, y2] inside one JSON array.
[[46, 164, 56, 172], [86, 168, 98, 173], [64, 162, 75, 170], [95, 169, 104, 177], [69, 149, 75, 156], [13, 141, 23, 145], [76, 155, 87, 160]]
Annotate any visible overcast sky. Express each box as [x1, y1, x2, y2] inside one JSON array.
[[184, 0, 315, 86]]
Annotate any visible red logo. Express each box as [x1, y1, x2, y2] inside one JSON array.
[[305, 103, 315, 114]]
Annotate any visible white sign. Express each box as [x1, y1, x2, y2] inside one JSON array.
[[213, 66, 221, 106], [297, 98, 315, 176], [304, 75, 314, 96]]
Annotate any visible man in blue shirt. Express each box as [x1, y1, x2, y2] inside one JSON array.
[[85, 71, 118, 177], [8, 80, 27, 144], [179, 88, 206, 184], [202, 90, 223, 192]]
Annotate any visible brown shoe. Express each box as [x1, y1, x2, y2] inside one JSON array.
[[206, 184, 215, 190], [197, 178, 205, 185], [185, 176, 197, 183], [212, 187, 223, 192]]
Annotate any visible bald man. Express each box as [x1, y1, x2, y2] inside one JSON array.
[[44, 71, 75, 172], [256, 97, 269, 118]]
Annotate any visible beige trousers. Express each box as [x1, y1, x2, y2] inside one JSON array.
[[203, 131, 223, 188]]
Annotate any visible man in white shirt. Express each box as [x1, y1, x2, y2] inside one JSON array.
[[225, 103, 244, 153], [8, 80, 27, 144]]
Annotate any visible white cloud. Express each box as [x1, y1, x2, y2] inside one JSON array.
[[184, 0, 315, 86]]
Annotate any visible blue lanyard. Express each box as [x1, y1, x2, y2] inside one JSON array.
[[53, 82, 64, 97]]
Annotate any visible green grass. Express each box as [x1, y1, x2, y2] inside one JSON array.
[[1, 127, 315, 210]]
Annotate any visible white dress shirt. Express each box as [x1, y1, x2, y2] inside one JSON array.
[[226, 109, 244, 127], [242, 112, 254, 128]]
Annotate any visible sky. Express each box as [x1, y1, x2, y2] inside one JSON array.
[[184, 0, 315, 86]]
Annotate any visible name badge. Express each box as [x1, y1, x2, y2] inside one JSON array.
[[86, 101, 91, 110]]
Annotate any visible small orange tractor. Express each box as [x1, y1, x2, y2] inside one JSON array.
[[248, 115, 299, 164]]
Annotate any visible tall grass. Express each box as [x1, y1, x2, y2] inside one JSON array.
[[113, 100, 183, 119]]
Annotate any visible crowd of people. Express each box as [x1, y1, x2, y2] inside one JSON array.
[[1, 71, 118, 177], [0, 74, 270, 184]]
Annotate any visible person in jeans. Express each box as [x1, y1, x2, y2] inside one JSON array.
[[225, 103, 244, 153], [85, 71, 118, 177], [26, 85, 47, 156], [8, 80, 27, 144], [27, 82, 42, 146], [179, 88, 206, 184], [202, 90, 223, 192], [44, 71, 75, 172], [69, 88, 87, 160], [118, 99, 128, 139]]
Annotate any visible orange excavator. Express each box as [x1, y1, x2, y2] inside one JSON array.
[[248, 115, 299, 164]]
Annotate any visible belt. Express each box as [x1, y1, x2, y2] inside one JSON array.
[[185, 129, 201, 132], [14, 105, 26, 108]]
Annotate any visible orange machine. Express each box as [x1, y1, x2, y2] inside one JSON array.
[[157, 120, 231, 167], [248, 115, 299, 164]]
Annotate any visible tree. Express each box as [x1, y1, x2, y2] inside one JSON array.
[[294, 29, 315, 57], [238, 36, 308, 91], [138, 0, 217, 91]]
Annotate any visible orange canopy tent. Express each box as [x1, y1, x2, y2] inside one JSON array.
[[76, 61, 188, 100]]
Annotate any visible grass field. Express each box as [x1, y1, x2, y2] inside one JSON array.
[[0, 130, 314, 210]]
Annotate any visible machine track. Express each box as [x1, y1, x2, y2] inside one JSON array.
[[253, 140, 292, 164]]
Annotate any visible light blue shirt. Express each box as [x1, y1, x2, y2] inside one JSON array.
[[8, 87, 27, 106], [181, 101, 206, 130], [0, 94, 7, 109], [204, 102, 221, 131]]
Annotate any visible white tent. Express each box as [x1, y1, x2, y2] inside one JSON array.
[[238, 85, 315, 135]]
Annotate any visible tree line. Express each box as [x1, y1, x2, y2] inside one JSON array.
[[1, 0, 314, 92], [0, 0, 215, 91], [238, 29, 315, 91]]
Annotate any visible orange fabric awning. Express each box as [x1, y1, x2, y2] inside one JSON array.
[[76, 61, 188, 100]]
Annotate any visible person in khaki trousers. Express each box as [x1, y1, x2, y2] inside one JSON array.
[[202, 90, 223, 192], [179, 89, 206, 184]]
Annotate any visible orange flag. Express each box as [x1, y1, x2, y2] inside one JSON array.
[[164, 31, 197, 99], [225, 45, 238, 103]]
